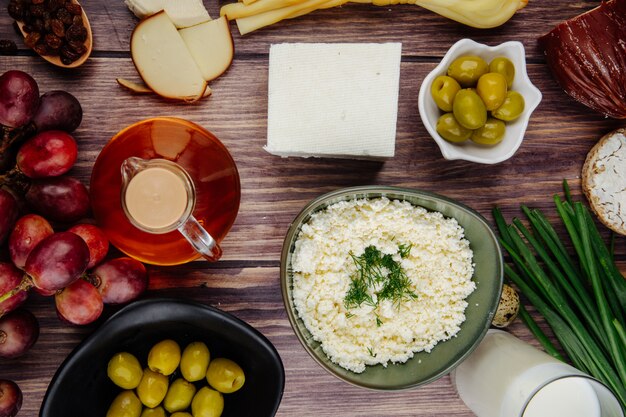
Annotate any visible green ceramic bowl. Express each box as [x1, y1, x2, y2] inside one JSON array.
[[280, 186, 503, 390]]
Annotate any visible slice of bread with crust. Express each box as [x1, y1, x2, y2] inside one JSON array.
[[582, 128, 626, 235]]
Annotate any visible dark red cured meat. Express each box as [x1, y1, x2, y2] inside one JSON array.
[[539, 0, 626, 119]]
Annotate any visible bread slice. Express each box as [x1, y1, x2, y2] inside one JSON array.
[[582, 128, 626, 235]]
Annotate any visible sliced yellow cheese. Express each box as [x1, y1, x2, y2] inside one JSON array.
[[178, 17, 234, 82], [131, 11, 207, 101], [164, 0, 211, 28]]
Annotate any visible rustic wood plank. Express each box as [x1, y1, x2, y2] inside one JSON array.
[[0, 0, 598, 58]]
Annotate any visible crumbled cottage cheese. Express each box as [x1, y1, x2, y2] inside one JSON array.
[[291, 198, 475, 373]]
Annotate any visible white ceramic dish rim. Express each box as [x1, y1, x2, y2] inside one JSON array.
[[418, 38, 542, 164]]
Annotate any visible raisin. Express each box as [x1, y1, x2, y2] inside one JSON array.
[[21, 24, 33, 33], [0, 40, 18, 56], [65, 3, 81, 15], [72, 15, 82, 26], [31, 18, 44, 32], [33, 43, 49, 56], [50, 18, 64, 37], [7, 2, 26, 20], [24, 31, 41, 48], [29, 3, 44, 17], [32, 0, 44, 4], [66, 23, 86, 42], [67, 40, 85, 54], [44, 33, 62, 49], [60, 44, 79, 62], [56, 7, 72, 24], [46, 0, 64, 12]]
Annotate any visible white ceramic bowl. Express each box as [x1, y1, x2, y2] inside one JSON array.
[[418, 39, 542, 164]]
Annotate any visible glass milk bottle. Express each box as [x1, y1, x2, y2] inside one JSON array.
[[451, 329, 623, 417]]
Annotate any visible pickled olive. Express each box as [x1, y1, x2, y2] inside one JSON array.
[[136, 368, 169, 408], [436, 113, 472, 143], [107, 352, 143, 389], [147, 339, 181, 376], [489, 57, 515, 88], [180, 341, 210, 382], [476, 73, 508, 111], [106, 391, 142, 417], [492, 91, 525, 121], [191, 387, 224, 417], [470, 118, 506, 145], [206, 358, 246, 394], [430, 75, 461, 112], [171, 413, 193, 417], [140, 406, 167, 417], [447, 56, 489, 87], [452, 89, 487, 130], [164, 378, 197, 413]]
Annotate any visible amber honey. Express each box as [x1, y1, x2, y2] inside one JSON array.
[[90, 118, 240, 266]]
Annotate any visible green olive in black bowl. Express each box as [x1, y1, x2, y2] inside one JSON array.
[[40, 299, 285, 417]]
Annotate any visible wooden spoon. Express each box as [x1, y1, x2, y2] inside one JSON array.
[[16, 0, 93, 69]]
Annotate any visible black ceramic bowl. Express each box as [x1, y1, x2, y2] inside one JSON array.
[[40, 298, 285, 417]]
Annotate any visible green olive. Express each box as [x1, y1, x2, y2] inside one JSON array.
[[430, 75, 461, 112], [470, 118, 506, 145], [452, 89, 487, 130], [106, 391, 142, 417], [180, 341, 210, 382], [492, 91, 525, 121], [447, 56, 489, 87], [436, 113, 472, 143], [164, 378, 197, 413], [171, 413, 193, 417], [136, 368, 169, 408], [140, 406, 167, 417], [206, 358, 246, 394], [107, 352, 143, 390], [489, 57, 515, 88], [191, 387, 224, 417], [148, 339, 181, 376], [476, 73, 508, 111]]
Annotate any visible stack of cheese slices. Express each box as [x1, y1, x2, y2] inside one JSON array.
[[121, 0, 234, 102]]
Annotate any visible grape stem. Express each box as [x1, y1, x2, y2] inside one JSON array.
[[0, 123, 36, 156], [0, 275, 33, 305]]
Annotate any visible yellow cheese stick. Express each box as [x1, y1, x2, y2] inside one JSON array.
[[221, 0, 308, 20], [235, 0, 330, 34]]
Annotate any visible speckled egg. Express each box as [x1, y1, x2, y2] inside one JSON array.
[[492, 284, 520, 328]]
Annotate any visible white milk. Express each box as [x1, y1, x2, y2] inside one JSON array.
[[452, 330, 620, 417]]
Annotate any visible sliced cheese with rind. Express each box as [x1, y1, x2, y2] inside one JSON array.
[[131, 11, 207, 101], [179, 17, 234, 81]]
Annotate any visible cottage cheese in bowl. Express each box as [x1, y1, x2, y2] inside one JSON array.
[[291, 197, 476, 373]]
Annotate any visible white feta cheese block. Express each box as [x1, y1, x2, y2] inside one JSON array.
[[265, 43, 402, 160], [124, 0, 165, 19]]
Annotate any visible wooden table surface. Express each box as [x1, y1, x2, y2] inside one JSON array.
[[1, 0, 625, 416]]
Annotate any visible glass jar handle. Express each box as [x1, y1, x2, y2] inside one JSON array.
[[177, 214, 222, 262]]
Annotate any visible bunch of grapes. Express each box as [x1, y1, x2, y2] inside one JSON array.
[[0, 70, 151, 415], [0, 70, 89, 222]]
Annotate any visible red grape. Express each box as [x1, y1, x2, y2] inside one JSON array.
[[0, 189, 19, 245], [0, 70, 39, 128], [0, 263, 27, 317], [67, 223, 109, 269], [25, 176, 90, 223], [91, 257, 148, 304], [9, 214, 54, 269], [55, 279, 103, 325], [32, 90, 82, 133], [0, 379, 22, 417], [16, 130, 78, 178], [0, 309, 39, 359], [24, 232, 89, 292]]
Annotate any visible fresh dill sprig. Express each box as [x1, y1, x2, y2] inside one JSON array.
[[344, 244, 418, 323]]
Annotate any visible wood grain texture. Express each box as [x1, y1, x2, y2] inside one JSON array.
[[0, 0, 625, 416]]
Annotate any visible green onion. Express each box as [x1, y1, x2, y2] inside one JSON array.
[[493, 181, 626, 410]]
